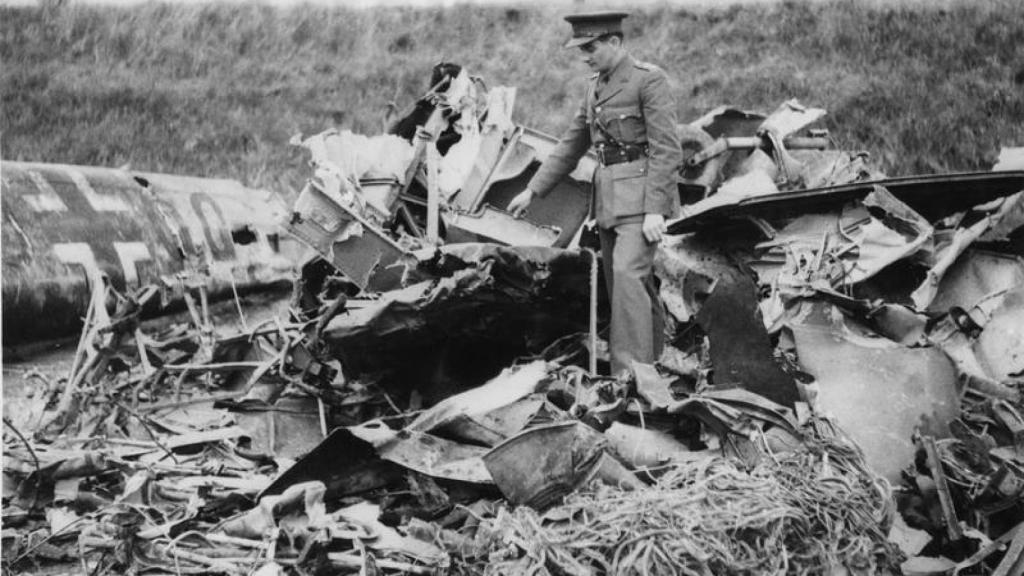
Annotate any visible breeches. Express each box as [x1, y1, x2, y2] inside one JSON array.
[[598, 222, 665, 376]]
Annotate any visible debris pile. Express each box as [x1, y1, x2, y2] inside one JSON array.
[[461, 417, 899, 576], [2, 267, 904, 575], [4, 66, 1024, 575], [660, 133, 1024, 572]]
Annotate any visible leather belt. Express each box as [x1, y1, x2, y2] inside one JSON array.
[[595, 143, 649, 166]]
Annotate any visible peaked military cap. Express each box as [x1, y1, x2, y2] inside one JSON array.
[[563, 11, 629, 48]]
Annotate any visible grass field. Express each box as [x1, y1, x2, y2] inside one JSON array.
[[2, 0, 1023, 196]]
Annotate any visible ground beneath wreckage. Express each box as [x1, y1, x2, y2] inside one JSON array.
[[2, 293, 289, 576], [4, 292, 290, 401]]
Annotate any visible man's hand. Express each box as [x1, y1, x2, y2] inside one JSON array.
[[642, 213, 667, 244], [508, 189, 535, 218]]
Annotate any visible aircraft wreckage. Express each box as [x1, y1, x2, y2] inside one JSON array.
[[1, 163, 305, 343], [3, 64, 1024, 575]]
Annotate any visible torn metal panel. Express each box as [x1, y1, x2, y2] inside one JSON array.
[[1, 161, 303, 343], [218, 480, 329, 539], [974, 286, 1024, 383], [285, 182, 412, 292], [347, 421, 493, 484], [483, 421, 642, 510], [290, 130, 414, 195], [655, 233, 736, 324], [288, 129, 415, 223], [978, 191, 1024, 249], [749, 186, 933, 295], [286, 97, 595, 287], [926, 314, 1017, 400], [320, 245, 596, 405], [791, 149, 879, 190], [604, 422, 708, 470], [681, 105, 769, 195], [406, 360, 548, 434], [234, 396, 326, 460], [814, 289, 928, 345], [259, 427, 403, 500], [667, 388, 799, 440], [453, 394, 565, 441], [888, 514, 932, 557], [680, 100, 874, 201], [791, 308, 961, 482], [449, 88, 518, 208], [459, 127, 595, 249], [911, 190, 1024, 309], [759, 100, 827, 139], [655, 234, 799, 406], [693, 261, 800, 407], [689, 105, 766, 138], [443, 205, 560, 247], [630, 362, 675, 411], [669, 171, 1024, 236], [419, 393, 566, 449], [331, 502, 450, 568], [927, 249, 1024, 314]]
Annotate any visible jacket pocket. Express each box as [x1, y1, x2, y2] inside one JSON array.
[[598, 105, 646, 143], [610, 158, 647, 216]]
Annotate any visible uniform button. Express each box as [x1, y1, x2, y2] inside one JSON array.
[[619, 114, 626, 119], [595, 106, 602, 112]]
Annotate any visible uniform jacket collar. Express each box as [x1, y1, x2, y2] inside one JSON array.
[[594, 53, 634, 106]]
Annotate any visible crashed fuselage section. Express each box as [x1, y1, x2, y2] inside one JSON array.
[[1, 162, 305, 343]]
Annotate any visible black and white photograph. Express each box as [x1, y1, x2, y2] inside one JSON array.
[[2, 0, 1022, 573]]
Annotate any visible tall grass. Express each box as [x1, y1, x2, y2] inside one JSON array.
[[2, 0, 1022, 195]]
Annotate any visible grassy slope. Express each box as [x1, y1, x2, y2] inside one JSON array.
[[2, 0, 1023, 196]]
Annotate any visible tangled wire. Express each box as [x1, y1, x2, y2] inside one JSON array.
[[459, 418, 901, 576]]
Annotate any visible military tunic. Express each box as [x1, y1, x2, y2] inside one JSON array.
[[527, 54, 681, 227], [527, 54, 682, 375]]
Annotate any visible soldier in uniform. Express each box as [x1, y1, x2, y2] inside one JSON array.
[[508, 11, 681, 377]]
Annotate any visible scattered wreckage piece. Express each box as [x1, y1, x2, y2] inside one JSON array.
[[405, 360, 548, 434], [658, 137, 1023, 571], [751, 185, 935, 294], [927, 248, 1024, 314], [6, 247, 1020, 576], [912, 187, 1024, 309], [655, 235, 800, 406], [285, 95, 873, 298], [283, 73, 596, 293], [684, 99, 868, 194], [603, 421, 711, 471], [348, 420, 493, 485], [316, 244, 600, 405], [669, 170, 1024, 242], [483, 421, 642, 511], [678, 99, 880, 200], [1, 161, 303, 344], [973, 285, 1024, 384], [4, 278, 348, 573], [789, 305, 962, 482], [690, 260, 800, 407]]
